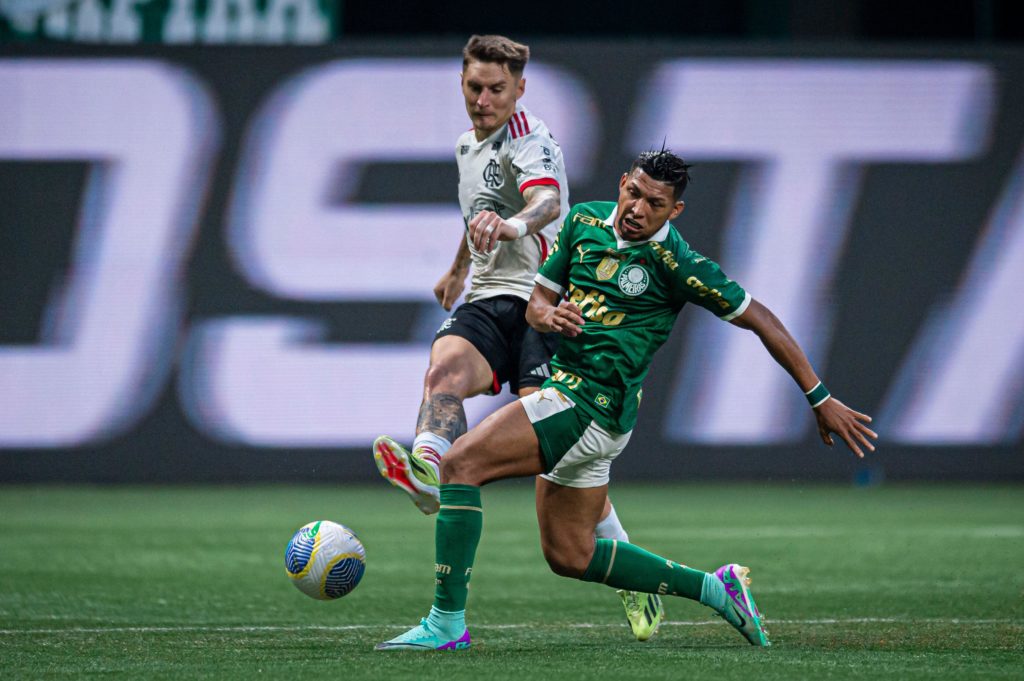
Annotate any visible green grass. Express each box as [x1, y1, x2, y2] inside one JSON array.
[[0, 484, 1021, 680]]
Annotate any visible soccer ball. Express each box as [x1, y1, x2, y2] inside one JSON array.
[[285, 520, 366, 600]]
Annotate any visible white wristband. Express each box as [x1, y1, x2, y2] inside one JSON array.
[[507, 217, 528, 239]]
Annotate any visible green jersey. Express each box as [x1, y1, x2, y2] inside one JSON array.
[[535, 201, 750, 433]]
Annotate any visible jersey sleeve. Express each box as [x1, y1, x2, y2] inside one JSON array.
[[675, 250, 750, 321], [509, 132, 563, 194], [535, 208, 576, 296]]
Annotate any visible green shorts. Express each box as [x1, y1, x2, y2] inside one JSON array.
[[521, 387, 632, 488]]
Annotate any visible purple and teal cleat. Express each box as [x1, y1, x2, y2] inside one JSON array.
[[713, 563, 771, 646], [375, 618, 471, 651]]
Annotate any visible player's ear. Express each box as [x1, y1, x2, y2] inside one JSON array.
[[619, 173, 629, 190], [670, 201, 685, 220], [516, 76, 526, 98]]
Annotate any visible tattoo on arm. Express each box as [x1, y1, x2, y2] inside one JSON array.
[[452, 234, 472, 274], [416, 393, 468, 443], [517, 186, 561, 234]]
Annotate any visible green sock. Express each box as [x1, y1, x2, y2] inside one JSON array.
[[581, 538, 706, 601], [433, 484, 483, 613]]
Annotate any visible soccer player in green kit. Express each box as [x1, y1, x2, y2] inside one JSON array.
[[376, 149, 879, 651]]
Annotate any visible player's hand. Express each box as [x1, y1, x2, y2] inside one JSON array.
[[547, 301, 585, 337], [433, 270, 466, 311], [813, 398, 878, 458], [469, 210, 517, 253]]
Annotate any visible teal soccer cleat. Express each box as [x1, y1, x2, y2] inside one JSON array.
[[713, 564, 771, 646], [375, 618, 471, 651], [617, 590, 664, 641], [372, 435, 440, 515]]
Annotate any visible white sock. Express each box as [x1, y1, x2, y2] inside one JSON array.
[[594, 503, 629, 542], [412, 432, 451, 476]]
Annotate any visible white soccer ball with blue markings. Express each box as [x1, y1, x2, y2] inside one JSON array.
[[285, 520, 366, 600]]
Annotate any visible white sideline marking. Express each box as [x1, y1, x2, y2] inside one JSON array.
[[648, 525, 1024, 539], [0, 618, 1017, 635]]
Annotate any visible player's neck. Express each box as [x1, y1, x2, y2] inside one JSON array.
[[473, 112, 515, 142], [473, 125, 501, 142]]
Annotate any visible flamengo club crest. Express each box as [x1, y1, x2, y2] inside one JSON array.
[[482, 159, 502, 188], [618, 265, 649, 296]]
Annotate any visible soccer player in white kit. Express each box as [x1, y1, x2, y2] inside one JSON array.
[[373, 35, 664, 642]]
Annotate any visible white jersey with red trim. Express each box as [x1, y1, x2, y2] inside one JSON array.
[[456, 105, 569, 302]]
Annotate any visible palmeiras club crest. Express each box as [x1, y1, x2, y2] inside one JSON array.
[[618, 265, 649, 296]]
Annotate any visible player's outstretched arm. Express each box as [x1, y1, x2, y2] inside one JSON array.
[[468, 185, 561, 253], [434, 235, 471, 311], [729, 298, 878, 458], [526, 284, 585, 337]]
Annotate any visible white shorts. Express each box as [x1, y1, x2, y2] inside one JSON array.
[[521, 387, 632, 488]]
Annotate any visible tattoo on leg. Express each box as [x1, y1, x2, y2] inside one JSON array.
[[416, 393, 468, 443]]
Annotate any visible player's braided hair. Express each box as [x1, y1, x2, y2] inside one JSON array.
[[463, 35, 530, 76], [630, 148, 693, 200]]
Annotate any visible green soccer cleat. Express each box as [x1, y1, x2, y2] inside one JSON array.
[[375, 618, 471, 651], [373, 435, 440, 514], [712, 563, 771, 646], [617, 590, 664, 641]]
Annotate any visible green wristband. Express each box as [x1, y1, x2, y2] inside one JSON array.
[[805, 382, 830, 408]]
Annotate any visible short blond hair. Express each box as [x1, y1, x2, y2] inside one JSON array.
[[462, 34, 530, 76]]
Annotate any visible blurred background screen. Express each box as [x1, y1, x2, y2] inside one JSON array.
[[1, 1, 1022, 482]]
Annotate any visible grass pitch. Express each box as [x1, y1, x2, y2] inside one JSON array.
[[1, 483, 1021, 680]]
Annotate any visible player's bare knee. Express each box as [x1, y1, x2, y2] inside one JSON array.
[[423, 362, 460, 395], [439, 444, 477, 485], [426, 359, 483, 399], [540, 542, 589, 578]]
